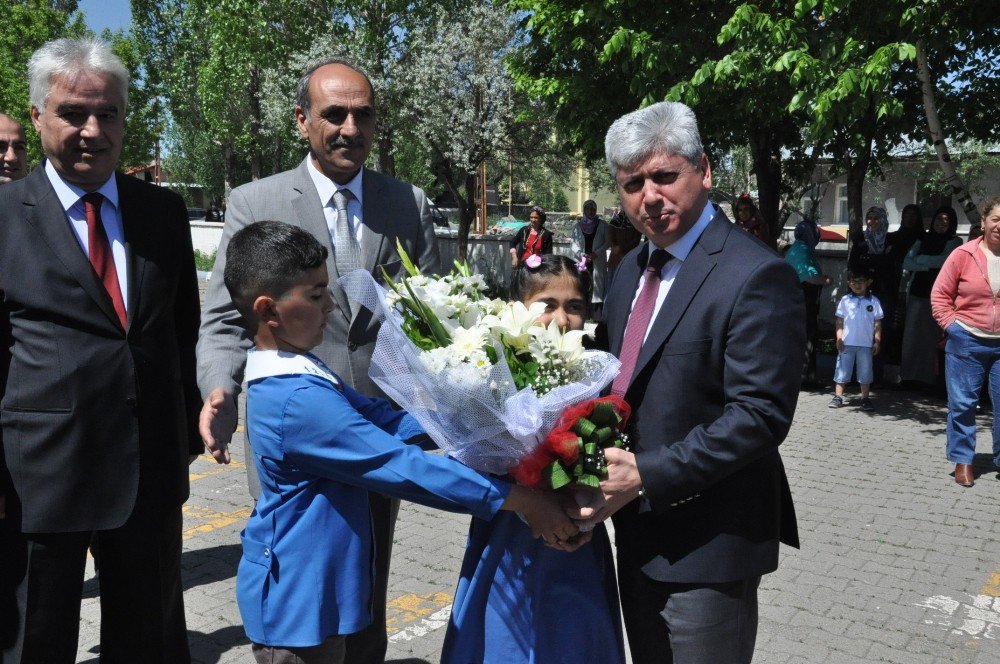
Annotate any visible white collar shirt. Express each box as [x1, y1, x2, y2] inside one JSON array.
[[44, 160, 128, 308], [306, 158, 365, 248], [627, 201, 715, 345]]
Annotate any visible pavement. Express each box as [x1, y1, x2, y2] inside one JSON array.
[[74, 351, 1000, 662]]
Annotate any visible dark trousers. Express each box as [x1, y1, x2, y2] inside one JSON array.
[[2, 502, 189, 664], [618, 555, 760, 664], [801, 282, 822, 382], [344, 492, 399, 664]]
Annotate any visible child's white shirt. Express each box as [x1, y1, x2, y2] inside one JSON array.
[[836, 293, 884, 347]]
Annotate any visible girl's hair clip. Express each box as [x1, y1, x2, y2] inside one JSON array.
[[576, 256, 588, 272], [525, 254, 542, 269]]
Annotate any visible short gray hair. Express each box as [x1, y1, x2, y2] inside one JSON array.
[[295, 57, 373, 119], [28, 38, 129, 112], [605, 101, 703, 178]]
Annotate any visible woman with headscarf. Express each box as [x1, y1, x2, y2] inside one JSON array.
[[884, 204, 926, 365], [786, 217, 833, 385], [570, 199, 609, 309], [509, 205, 553, 267], [849, 206, 902, 383], [900, 205, 962, 388]]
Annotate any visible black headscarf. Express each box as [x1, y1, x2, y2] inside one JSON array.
[[919, 206, 958, 255]]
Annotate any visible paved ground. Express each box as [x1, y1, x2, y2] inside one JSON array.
[[75, 364, 1000, 663]]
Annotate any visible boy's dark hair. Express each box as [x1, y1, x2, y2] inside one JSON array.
[[223, 221, 328, 324], [847, 268, 874, 281], [510, 254, 592, 308]]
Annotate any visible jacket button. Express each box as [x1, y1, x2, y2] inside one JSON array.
[[348, 342, 358, 351], [125, 397, 137, 407], [263, 548, 270, 557]]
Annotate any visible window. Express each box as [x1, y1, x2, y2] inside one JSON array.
[[835, 183, 848, 225]]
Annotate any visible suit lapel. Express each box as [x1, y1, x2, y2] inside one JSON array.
[[359, 169, 388, 277], [351, 169, 389, 328], [22, 169, 124, 332], [290, 161, 352, 322], [117, 174, 146, 332], [625, 214, 729, 391]]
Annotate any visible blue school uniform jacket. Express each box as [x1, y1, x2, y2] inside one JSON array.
[[237, 350, 509, 647]]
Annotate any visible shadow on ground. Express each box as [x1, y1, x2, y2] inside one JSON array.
[[81, 543, 242, 600], [79, 626, 250, 664]]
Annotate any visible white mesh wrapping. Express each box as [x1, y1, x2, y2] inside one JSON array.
[[341, 271, 622, 474]]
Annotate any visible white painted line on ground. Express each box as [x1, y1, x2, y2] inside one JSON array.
[[388, 605, 452, 642], [917, 594, 1000, 639]]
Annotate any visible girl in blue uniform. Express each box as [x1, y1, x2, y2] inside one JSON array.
[[442, 254, 626, 664]]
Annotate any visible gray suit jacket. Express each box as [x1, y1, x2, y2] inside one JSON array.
[[197, 158, 439, 401]]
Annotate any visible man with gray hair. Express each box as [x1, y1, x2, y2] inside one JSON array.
[[575, 101, 804, 663], [0, 38, 202, 662], [0, 113, 27, 184], [197, 58, 438, 663]]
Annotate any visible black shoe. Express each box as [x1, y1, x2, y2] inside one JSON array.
[[829, 396, 843, 408], [860, 397, 874, 412]]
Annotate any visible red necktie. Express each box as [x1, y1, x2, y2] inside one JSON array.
[[611, 248, 671, 396], [82, 193, 127, 329]]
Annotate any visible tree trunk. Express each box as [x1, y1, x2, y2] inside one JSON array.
[[749, 128, 781, 249], [377, 129, 396, 177], [272, 134, 282, 175], [248, 65, 263, 181], [223, 142, 237, 200], [916, 40, 980, 226], [438, 161, 475, 262], [845, 155, 868, 240]]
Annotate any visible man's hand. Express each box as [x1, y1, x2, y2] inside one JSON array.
[[568, 447, 643, 527], [835, 337, 845, 352], [872, 340, 881, 356], [199, 387, 236, 464]]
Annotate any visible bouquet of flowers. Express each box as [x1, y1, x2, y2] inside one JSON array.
[[340, 243, 622, 481]]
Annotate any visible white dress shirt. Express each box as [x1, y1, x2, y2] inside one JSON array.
[[306, 158, 365, 248], [625, 202, 716, 344], [44, 160, 129, 308]]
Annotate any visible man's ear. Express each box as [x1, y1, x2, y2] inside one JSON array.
[[253, 295, 279, 327], [294, 106, 309, 140]]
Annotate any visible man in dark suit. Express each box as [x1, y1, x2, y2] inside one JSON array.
[[0, 38, 202, 662], [577, 101, 804, 663], [197, 59, 438, 663]]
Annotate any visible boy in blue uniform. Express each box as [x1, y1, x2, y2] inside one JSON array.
[[222, 221, 580, 663]]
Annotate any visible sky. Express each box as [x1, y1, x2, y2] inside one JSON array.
[[78, 0, 132, 35]]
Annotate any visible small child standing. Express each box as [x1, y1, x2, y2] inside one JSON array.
[[831, 270, 884, 411], [223, 221, 579, 663]]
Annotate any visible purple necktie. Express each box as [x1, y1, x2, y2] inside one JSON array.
[[82, 193, 127, 329], [611, 248, 671, 396]]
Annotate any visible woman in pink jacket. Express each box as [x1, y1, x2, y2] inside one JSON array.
[[931, 197, 1000, 487]]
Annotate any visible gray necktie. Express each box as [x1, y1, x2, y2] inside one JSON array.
[[333, 187, 362, 270], [333, 188, 362, 315]]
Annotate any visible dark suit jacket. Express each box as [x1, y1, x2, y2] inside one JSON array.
[[0, 167, 202, 533], [606, 211, 804, 584]]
